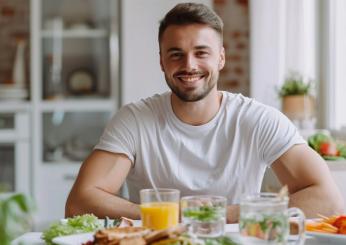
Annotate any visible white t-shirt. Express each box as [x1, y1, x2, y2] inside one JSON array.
[[95, 91, 305, 204]]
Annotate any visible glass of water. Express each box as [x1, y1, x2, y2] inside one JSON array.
[[181, 195, 227, 238], [239, 193, 305, 245]]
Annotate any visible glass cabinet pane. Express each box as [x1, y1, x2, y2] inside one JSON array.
[[0, 114, 15, 130], [40, 0, 117, 100], [0, 144, 15, 192], [42, 111, 111, 163]]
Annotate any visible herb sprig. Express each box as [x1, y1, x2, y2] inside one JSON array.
[[183, 206, 224, 222]]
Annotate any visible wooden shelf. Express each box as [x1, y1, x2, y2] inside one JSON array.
[[39, 99, 116, 112], [41, 29, 108, 38], [0, 101, 31, 112]]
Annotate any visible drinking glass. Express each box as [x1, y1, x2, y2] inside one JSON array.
[[181, 195, 227, 238], [239, 193, 305, 244], [140, 188, 180, 230]]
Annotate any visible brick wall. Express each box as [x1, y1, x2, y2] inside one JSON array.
[[214, 0, 249, 96], [0, 0, 30, 85]]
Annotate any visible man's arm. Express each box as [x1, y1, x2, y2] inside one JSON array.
[[272, 144, 344, 218], [65, 149, 141, 219]]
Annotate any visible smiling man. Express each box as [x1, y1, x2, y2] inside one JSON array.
[[66, 3, 344, 223]]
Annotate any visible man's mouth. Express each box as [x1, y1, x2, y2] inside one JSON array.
[[175, 74, 205, 83]]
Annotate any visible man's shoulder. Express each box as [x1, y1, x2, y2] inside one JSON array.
[[122, 92, 168, 108], [221, 91, 283, 125], [120, 92, 169, 117], [222, 91, 269, 111]]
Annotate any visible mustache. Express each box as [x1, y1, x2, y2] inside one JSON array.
[[174, 71, 205, 77]]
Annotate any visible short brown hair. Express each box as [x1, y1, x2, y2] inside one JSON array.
[[158, 3, 224, 43]]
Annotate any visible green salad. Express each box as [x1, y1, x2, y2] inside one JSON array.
[[308, 133, 346, 160], [204, 236, 239, 245], [42, 214, 103, 245]]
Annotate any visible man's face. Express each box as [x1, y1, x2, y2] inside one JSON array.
[[159, 24, 225, 102]]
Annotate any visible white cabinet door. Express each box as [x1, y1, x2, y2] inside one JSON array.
[[120, 0, 212, 105], [34, 164, 80, 230], [0, 111, 30, 195]]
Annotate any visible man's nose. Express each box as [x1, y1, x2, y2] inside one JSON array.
[[182, 55, 198, 71]]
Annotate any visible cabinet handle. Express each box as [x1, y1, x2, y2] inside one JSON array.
[[63, 174, 77, 181]]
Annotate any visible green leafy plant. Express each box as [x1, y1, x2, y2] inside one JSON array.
[[278, 72, 311, 97], [0, 193, 34, 245]]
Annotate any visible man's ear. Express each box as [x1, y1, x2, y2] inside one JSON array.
[[218, 47, 225, 70], [159, 52, 165, 72]]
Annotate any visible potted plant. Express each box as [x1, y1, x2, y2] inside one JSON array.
[[0, 192, 34, 244], [278, 72, 315, 121]]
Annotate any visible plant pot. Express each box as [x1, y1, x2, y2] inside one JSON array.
[[281, 95, 315, 120]]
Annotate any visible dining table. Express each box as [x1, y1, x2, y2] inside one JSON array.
[[12, 223, 343, 245]]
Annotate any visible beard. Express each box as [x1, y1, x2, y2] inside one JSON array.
[[164, 72, 219, 102]]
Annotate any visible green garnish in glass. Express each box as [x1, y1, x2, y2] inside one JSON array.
[[183, 206, 224, 222]]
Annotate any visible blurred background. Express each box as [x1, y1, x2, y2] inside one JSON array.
[[0, 0, 346, 230]]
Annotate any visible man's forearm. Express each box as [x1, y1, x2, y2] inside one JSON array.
[[66, 187, 141, 219], [289, 184, 344, 218], [227, 204, 240, 223]]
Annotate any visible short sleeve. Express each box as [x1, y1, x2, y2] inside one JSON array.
[[255, 106, 306, 166], [94, 105, 137, 164]]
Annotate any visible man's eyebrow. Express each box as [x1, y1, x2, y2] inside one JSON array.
[[167, 47, 182, 53], [166, 45, 211, 53], [195, 45, 211, 50]]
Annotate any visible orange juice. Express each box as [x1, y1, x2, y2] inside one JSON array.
[[140, 202, 179, 230]]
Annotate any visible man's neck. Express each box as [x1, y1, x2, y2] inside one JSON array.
[[170, 90, 223, 126]]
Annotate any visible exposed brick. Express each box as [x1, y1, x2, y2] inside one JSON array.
[[231, 31, 242, 39], [1, 6, 14, 17], [236, 42, 247, 50], [214, 0, 249, 94], [233, 66, 243, 75], [229, 79, 239, 86], [236, 0, 248, 8], [228, 54, 242, 61], [214, 0, 227, 5]]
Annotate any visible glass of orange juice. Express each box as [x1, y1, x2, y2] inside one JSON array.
[[140, 188, 180, 230]]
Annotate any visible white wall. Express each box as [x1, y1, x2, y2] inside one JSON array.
[[249, 0, 317, 108], [120, 0, 211, 105]]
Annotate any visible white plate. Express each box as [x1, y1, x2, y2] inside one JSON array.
[[52, 223, 237, 245], [306, 231, 346, 244], [52, 232, 94, 245], [53, 219, 142, 245]]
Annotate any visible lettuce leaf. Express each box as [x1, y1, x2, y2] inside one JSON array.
[[41, 214, 102, 245]]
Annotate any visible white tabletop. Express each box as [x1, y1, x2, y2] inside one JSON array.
[[12, 225, 341, 245]]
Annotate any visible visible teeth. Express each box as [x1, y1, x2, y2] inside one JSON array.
[[178, 76, 202, 82]]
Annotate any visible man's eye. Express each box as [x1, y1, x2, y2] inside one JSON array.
[[170, 53, 183, 59], [196, 51, 209, 57]]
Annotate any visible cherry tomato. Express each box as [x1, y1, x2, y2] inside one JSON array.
[[333, 216, 346, 229], [319, 142, 339, 156], [339, 224, 346, 234]]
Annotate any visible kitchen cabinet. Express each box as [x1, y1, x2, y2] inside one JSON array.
[[0, 109, 30, 195], [30, 0, 119, 229]]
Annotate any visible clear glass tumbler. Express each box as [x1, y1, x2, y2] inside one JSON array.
[[140, 188, 180, 230], [239, 193, 305, 245], [181, 195, 227, 238]]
